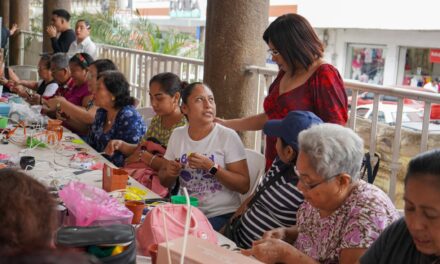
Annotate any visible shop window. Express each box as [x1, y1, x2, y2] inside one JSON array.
[[345, 44, 386, 85], [401, 47, 440, 91]]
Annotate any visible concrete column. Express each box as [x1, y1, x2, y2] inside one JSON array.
[[204, 0, 269, 148], [9, 0, 29, 66], [0, 0, 10, 28], [43, 0, 71, 53]]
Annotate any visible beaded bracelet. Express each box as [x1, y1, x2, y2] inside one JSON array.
[[149, 154, 157, 167]]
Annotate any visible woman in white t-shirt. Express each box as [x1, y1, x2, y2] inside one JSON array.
[[159, 82, 250, 231]]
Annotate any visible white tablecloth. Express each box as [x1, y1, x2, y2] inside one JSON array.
[[0, 125, 159, 199]]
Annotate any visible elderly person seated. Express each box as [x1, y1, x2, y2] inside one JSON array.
[[88, 70, 145, 167], [360, 149, 440, 264], [9, 54, 58, 104], [243, 123, 399, 264]]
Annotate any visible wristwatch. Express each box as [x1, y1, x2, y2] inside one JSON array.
[[208, 163, 219, 176]]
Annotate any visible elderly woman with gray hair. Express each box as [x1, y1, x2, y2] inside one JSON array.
[[243, 123, 399, 264]]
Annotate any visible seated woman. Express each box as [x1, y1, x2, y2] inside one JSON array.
[[0, 169, 57, 255], [88, 70, 145, 167], [360, 149, 440, 264], [226, 111, 322, 249], [104, 73, 186, 193], [9, 54, 58, 104], [44, 59, 117, 136], [243, 123, 399, 264], [46, 53, 93, 134], [159, 82, 250, 231]]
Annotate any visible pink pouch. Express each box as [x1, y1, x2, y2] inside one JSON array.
[[137, 203, 217, 256], [59, 181, 133, 226], [124, 140, 169, 197]]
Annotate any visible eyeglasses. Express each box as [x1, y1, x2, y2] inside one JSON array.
[[294, 166, 340, 191], [267, 48, 280, 57], [50, 68, 63, 74]]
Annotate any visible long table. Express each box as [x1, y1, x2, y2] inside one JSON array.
[[0, 124, 159, 199]]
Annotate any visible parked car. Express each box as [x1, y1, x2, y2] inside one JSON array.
[[356, 104, 440, 133], [356, 103, 422, 125], [348, 91, 423, 109]]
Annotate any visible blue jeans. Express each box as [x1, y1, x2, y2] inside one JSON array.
[[208, 213, 234, 231]]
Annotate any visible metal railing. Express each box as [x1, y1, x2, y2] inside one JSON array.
[[18, 30, 440, 201], [97, 44, 204, 106], [245, 65, 440, 202], [18, 31, 204, 106]]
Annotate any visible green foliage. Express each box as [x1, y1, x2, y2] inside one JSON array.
[[71, 9, 202, 58]]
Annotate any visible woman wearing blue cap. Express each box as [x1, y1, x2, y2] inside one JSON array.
[[224, 111, 323, 249]]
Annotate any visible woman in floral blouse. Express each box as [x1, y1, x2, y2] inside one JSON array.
[[104, 72, 186, 170], [88, 70, 145, 167], [243, 124, 399, 264]]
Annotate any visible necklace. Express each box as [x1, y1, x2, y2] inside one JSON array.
[[106, 112, 117, 126]]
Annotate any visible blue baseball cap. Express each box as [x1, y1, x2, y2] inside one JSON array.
[[263, 111, 323, 151]]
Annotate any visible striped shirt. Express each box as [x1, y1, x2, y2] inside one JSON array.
[[236, 158, 304, 248]]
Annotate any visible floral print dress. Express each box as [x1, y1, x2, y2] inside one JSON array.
[[294, 180, 400, 264], [88, 105, 146, 167]]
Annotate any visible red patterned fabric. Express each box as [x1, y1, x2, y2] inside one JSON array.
[[263, 64, 348, 170]]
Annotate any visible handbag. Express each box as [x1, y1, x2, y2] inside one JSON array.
[[223, 165, 285, 246], [137, 203, 218, 256], [56, 224, 136, 264], [360, 152, 380, 183]]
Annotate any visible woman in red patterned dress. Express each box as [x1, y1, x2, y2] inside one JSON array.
[[217, 13, 348, 170]]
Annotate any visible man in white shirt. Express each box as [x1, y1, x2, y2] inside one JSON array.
[[67, 20, 97, 59]]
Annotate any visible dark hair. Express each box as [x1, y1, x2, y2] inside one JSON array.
[[76, 19, 91, 29], [405, 149, 440, 185], [90, 59, 117, 74], [181, 82, 210, 105], [0, 169, 57, 255], [149, 72, 187, 97], [98, 70, 134, 108], [52, 9, 71, 22], [263, 13, 323, 76], [39, 54, 52, 70], [69, 53, 94, 70], [279, 137, 297, 167]]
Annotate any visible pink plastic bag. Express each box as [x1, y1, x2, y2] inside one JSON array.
[[59, 181, 133, 226], [137, 203, 217, 256]]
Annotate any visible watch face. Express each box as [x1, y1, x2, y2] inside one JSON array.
[[209, 166, 218, 175]]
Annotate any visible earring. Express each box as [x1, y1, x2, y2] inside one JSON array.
[[112, 97, 115, 101]]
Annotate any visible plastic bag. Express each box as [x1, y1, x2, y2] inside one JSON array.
[[59, 181, 133, 226], [9, 102, 47, 125]]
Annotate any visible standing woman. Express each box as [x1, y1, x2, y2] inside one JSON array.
[[159, 82, 250, 231], [88, 71, 146, 167], [217, 14, 348, 170]]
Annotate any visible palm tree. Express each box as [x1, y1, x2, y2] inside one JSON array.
[[72, 9, 201, 58]]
